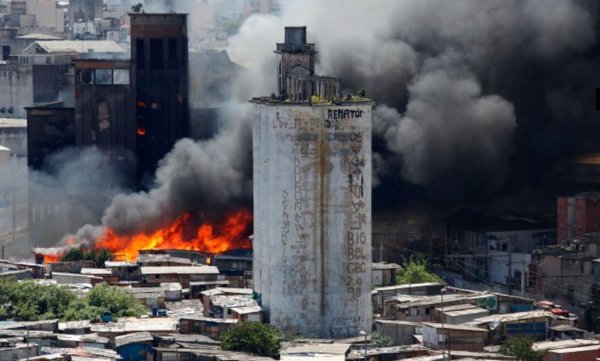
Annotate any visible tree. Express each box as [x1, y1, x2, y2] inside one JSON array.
[[60, 248, 113, 266], [84, 283, 146, 320], [0, 280, 77, 321], [131, 3, 143, 13], [221, 321, 282, 357], [500, 336, 543, 361], [372, 331, 393, 347], [0, 280, 145, 322], [396, 256, 444, 285], [61, 248, 83, 262]]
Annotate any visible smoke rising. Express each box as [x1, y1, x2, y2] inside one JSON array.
[[229, 0, 598, 202], [63, 103, 252, 247], [0, 148, 128, 257], [99, 104, 252, 237]]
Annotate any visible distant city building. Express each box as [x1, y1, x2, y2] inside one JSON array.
[[68, 0, 102, 23]]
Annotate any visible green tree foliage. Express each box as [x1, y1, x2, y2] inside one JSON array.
[[221, 321, 282, 357], [500, 336, 543, 361], [396, 256, 444, 285], [131, 3, 143, 13], [60, 248, 113, 266], [0, 280, 77, 321], [372, 331, 394, 347], [85, 283, 146, 319], [0, 280, 145, 322], [61, 248, 83, 262]]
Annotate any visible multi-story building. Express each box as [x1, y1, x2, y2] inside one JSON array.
[[557, 193, 600, 242]]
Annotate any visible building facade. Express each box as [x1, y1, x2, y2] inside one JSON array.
[[130, 12, 189, 180]]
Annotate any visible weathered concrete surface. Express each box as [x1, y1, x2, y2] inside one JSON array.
[[252, 101, 374, 338]]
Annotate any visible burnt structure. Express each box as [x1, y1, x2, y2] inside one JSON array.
[[130, 12, 189, 180], [74, 57, 136, 175], [275, 27, 339, 101]]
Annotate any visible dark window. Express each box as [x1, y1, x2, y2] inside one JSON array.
[[78, 69, 94, 84], [168, 39, 177, 69], [150, 39, 163, 70], [1, 45, 9, 60], [136, 39, 145, 70]]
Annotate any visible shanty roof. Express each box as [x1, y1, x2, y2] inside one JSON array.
[[58, 320, 90, 331], [211, 294, 256, 309], [231, 305, 262, 314], [468, 310, 554, 325], [23, 40, 124, 54], [105, 261, 137, 268], [422, 322, 488, 333], [16, 33, 62, 40], [114, 331, 153, 347], [282, 342, 352, 355], [90, 317, 178, 333], [137, 253, 194, 265], [201, 287, 253, 297], [56, 333, 108, 344], [372, 262, 402, 270], [155, 333, 220, 345], [140, 266, 219, 275], [374, 319, 419, 327], [374, 282, 444, 293], [549, 345, 600, 353], [0, 118, 26, 128], [392, 292, 490, 309], [0, 319, 58, 330], [153, 347, 275, 361], [40, 346, 120, 360], [443, 307, 489, 317], [533, 339, 600, 352], [190, 280, 230, 286], [80, 268, 112, 276], [179, 315, 238, 324]]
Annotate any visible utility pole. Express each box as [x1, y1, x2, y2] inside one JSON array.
[[521, 258, 526, 297], [11, 191, 15, 246], [507, 238, 512, 295], [379, 240, 383, 262]]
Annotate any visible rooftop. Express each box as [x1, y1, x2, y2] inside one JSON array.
[[114, 331, 153, 347], [90, 317, 178, 333], [0, 118, 26, 128], [23, 40, 124, 54], [422, 322, 488, 333], [80, 268, 112, 276], [140, 265, 219, 275], [282, 342, 351, 356], [468, 310, 555, 325], [533, 339, 600, 352], [549, 345, 600, 353]]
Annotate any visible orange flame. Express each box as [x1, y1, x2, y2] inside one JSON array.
[[93, 209, 252, 261], [42, 254, 62, 264]]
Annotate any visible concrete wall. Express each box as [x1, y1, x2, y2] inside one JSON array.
[[0, 63, 33, 119], [253, 101, 373, 338]]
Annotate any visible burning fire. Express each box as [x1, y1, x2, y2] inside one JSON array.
[[41, 209, 252, 263], [95, 209, 252, 261]]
